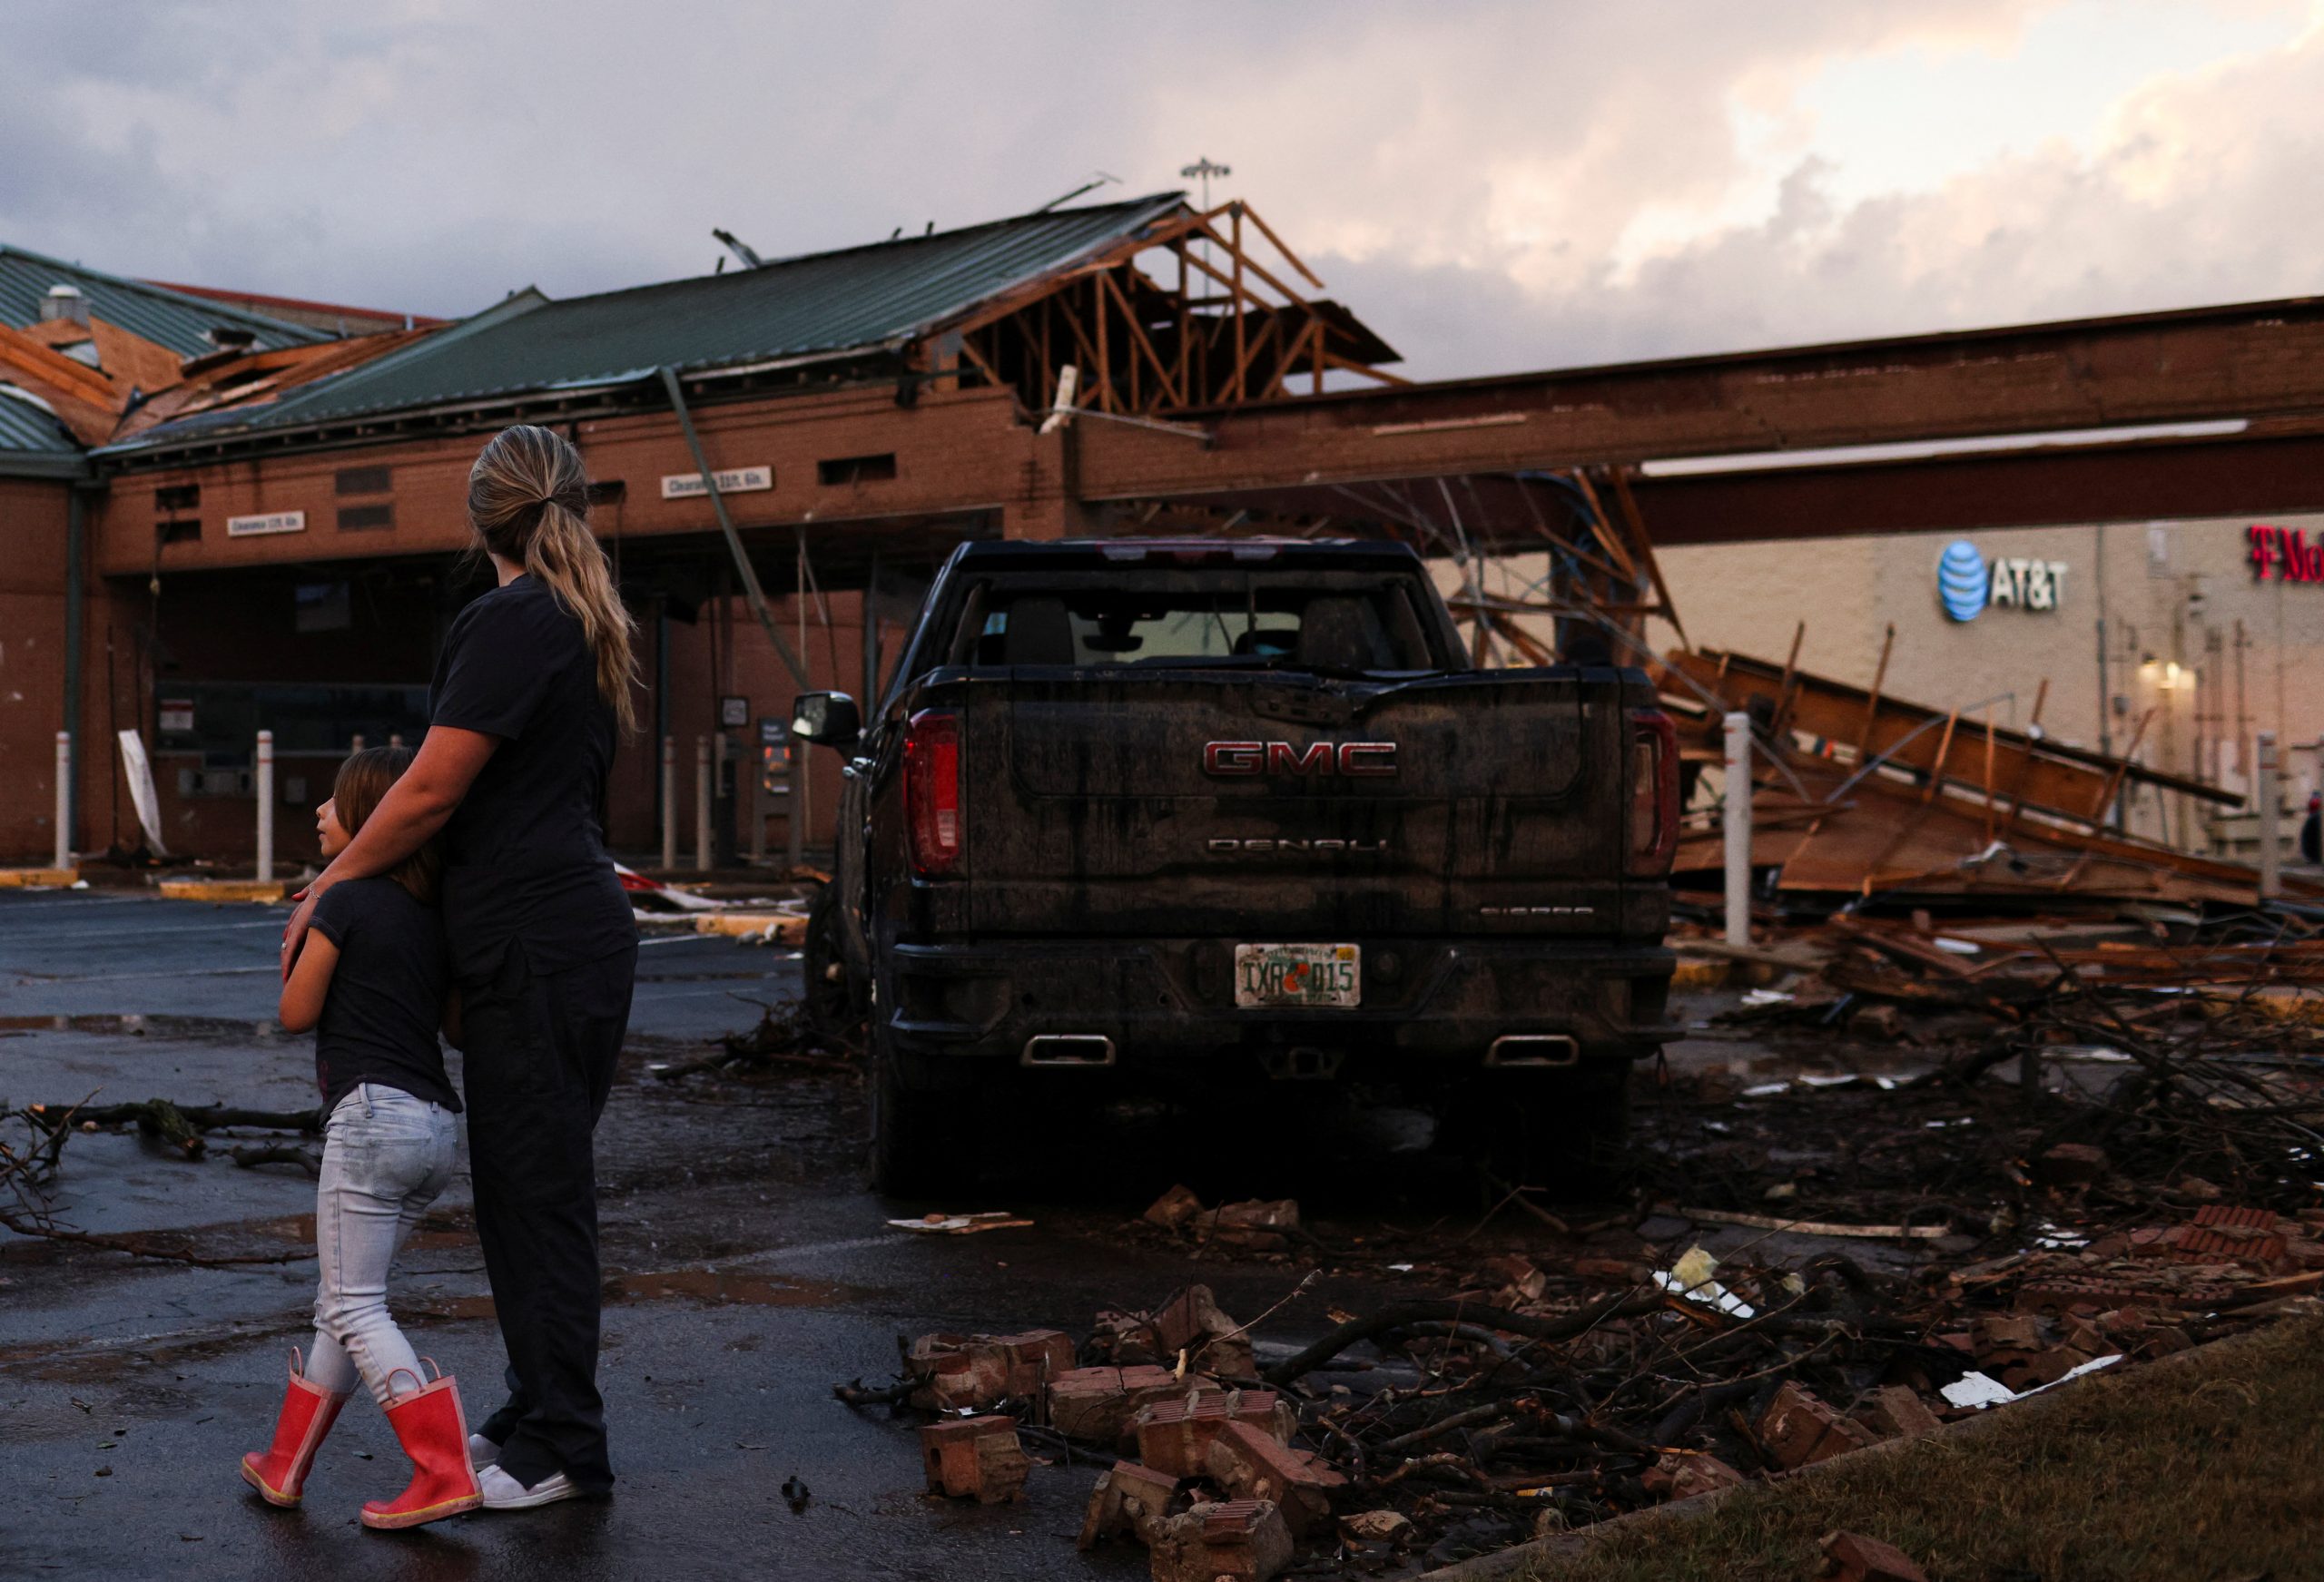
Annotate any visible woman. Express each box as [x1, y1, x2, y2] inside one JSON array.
[[282, 424, 639, 1511]]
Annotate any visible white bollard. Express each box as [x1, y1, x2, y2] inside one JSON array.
[[1723, 712, 1752, 947], [255, 730, 275, 884], [695, 734, 713, 873], [660, 735, 677, 871], [2258, 732, 2281, 900], [53, 732, 71, 870]]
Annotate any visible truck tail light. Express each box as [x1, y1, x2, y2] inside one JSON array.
[[1627, 708, 1679, 876], [904, 709, 964, 878]]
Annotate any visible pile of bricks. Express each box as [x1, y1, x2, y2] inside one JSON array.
[[1069, 1384, 1340, 1581]]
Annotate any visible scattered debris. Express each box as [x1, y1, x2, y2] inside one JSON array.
[[884, 1211, 1033, 1236]]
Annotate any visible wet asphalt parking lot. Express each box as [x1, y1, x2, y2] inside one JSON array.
[[0, 889, 1454, 1580]]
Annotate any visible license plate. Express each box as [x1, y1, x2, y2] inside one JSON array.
[[1234, 943, 1361, 1009]]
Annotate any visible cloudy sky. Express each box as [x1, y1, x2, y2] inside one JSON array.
[[6, 0, 2319, 378]]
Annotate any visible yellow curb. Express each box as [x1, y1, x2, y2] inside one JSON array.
[[0, 868, 78, 889], [694, 911, 808, 944], [158, 879, 289, 904]]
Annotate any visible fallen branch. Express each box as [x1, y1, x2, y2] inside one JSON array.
[[1263, 1291, 1667, 1390]]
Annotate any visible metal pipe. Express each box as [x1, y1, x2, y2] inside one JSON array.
[[255, 730, 275, 883], [1723, 712, 1752, 947], [2258, 731, 2281, 899], [660, 734, 677, 871], [53, 732, 72, 870], [695, 734, 713, 873], [748, 726, 766, 866], [62, 487, 84, 861], [655, 367, 811, 689]]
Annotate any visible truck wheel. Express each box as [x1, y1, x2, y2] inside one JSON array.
[[867, 1030, 972, 1197], [802, 884, 860, 1043]]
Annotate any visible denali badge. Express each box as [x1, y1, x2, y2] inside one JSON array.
[[1204, 741, 1397, 777], [1208, 838, 1388, 854]]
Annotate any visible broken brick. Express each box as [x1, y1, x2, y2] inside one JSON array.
[[1077, 1460, 1178, 1549], [992, 1330, 1077, 1395], [918, 1415, 1029, 1504], [1640, 1450, 1748, 1501], [1856, 1385, 1942, 1440], [906, 1334, 1012, 1411], [1048, 1364, 1187, 1444], [1148, 1498, 1293, 1582], [1143, 1184, 1204, 1232], [2034, 1142, 2108, 1184], [1151, 1285, 1256, 1377], [906, 1329, 1073, 1410], [1480, 1253, 1548, 1303], [1757, 1381, 1876, 1470], [1199, 1198, 1300, 1251], [1132, 1389, 1287, 1479], [1200, 1419, 1346, 1538], [1337, 1508, 1413, 1548], [1819, 1528, 1931, 1582]]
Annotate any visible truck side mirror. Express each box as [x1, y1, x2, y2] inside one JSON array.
[[792, 691, 862, 750]]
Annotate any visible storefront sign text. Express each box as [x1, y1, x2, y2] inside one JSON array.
[[1936, 539, 2067, 622], [2248, 523, 2324, 583]]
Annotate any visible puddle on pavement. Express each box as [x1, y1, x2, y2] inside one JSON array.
[[0, 1013, 284, 1041]]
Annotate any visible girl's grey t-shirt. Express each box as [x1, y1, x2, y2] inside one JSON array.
[[427, 574, 634, 978], [310, 877, 459, 1113]]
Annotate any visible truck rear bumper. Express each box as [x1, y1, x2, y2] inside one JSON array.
[[879, 936, 1677, 1078]]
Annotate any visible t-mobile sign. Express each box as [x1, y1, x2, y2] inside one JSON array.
[[2248, 523, 2324, 583]]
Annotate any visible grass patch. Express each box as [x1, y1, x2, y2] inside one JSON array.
[[1521, 1311, 2324, 1582]]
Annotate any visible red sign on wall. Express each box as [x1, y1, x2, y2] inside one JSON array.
[[2249, 523, 2324, 583]]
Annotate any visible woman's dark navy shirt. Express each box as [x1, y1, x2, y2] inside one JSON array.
[[428, 575, 635, 979], [310, 877, 458, 1112]]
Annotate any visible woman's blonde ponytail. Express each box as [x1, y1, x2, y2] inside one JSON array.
[[467, 425, 640, 732]]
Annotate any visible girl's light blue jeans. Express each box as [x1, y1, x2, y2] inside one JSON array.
[[303, 1083, 458, 1407]]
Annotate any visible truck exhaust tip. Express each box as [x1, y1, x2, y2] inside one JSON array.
[[1486, 1034, 1581, 1068], [1020, 1035, 1117, 1067]]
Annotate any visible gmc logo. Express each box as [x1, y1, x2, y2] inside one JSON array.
[[1204, 741, 1398, 777]]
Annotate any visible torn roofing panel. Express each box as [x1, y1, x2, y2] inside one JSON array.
[[0, 243, 321, 359], [108, 194, 1192, 450], [0, 386, 88, 477]]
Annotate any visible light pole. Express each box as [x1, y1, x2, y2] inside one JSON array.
[[1179, 157, 1231, 211]]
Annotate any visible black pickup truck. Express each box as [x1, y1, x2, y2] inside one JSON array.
[[792, 538, 1679, 1193]]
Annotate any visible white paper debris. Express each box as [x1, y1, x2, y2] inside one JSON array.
[[1655, 1246, 1757, 1319], [1941, 1371, 2018, 1410], [1943, 1353, 2123, 1410]]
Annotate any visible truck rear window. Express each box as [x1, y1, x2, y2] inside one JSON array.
[[954, 576, 1443, 672]]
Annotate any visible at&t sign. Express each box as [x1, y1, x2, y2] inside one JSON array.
[[1935, 540, 2068, 623]]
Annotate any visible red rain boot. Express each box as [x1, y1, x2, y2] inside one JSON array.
[[360, 1361, 483, 1530], [241, 1348, 350, 1508]]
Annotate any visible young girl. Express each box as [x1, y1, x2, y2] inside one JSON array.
[[241, 746, 482, 1529]]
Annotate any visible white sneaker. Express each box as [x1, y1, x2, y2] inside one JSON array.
[[468, 1433, 501, 1471], [478, 1465, 582, 1509]]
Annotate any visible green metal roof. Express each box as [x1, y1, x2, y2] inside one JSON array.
[[113, 194, 1191, 452], [0, 242, 321, 359], [0, 387, 84, 477]]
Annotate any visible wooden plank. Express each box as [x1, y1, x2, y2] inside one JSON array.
[[1856, 624, 1896, 755], [1098, 268, 1180, 407], [1236, 201, 1327, 290], [1232, 209, 1246, 402]]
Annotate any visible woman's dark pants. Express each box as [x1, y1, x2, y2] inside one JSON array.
[[461, 939, 636, 1494]]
